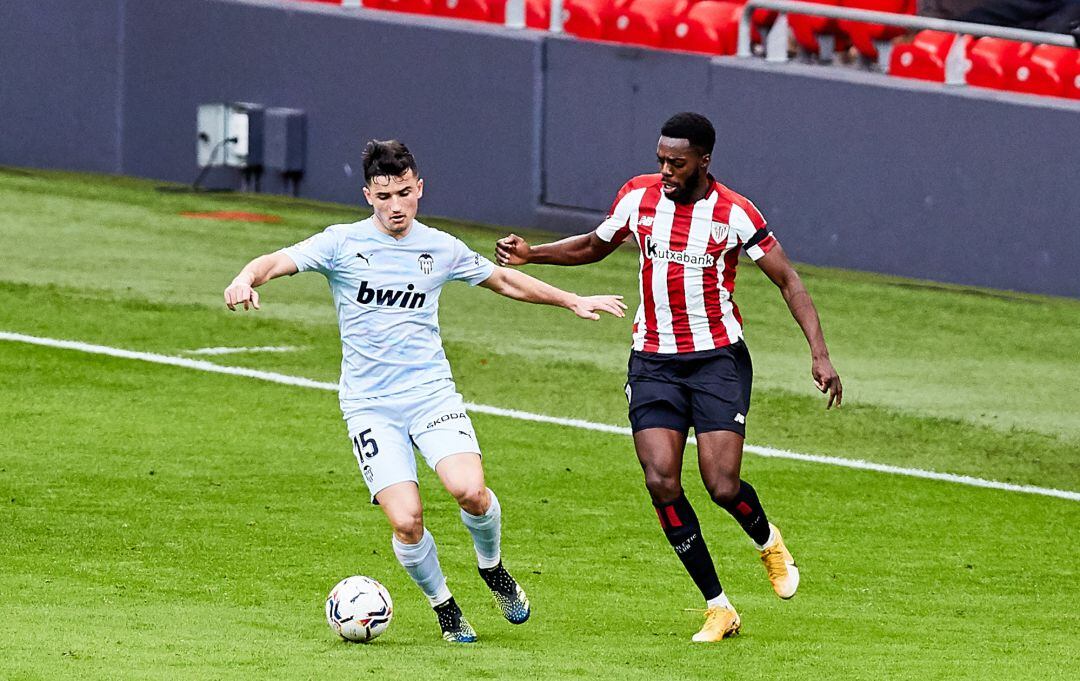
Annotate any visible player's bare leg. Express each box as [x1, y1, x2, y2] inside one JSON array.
[[436, 453, 530, 624], [634, 428, 739, 641], [697, 430, 799, 599], [376, 481, 477, 643]]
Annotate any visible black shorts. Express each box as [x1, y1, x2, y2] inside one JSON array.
[[625, 341, 753, 436]]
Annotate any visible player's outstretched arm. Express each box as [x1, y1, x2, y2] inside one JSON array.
[[479, 266, 627, 321], [495, 232, 621, 267], [755, 244, 843, 409], [224, 252, 298, 311]]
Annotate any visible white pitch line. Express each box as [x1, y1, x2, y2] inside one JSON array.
[[184, 346, 302, 356], [3, 330, 1078, 503]]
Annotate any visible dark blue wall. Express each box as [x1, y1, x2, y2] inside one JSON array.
[[0, 0, 124, 173], [2, 0, 1078, 296], [117, 0, 543, 226]]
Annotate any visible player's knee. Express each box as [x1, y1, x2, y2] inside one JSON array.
[[388, 513, 425, 544], [708, 477, 741, 506], [455, 485, 490, 516], [643, 471, 682, 505]]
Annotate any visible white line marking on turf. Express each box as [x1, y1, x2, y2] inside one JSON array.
[[3, 330, 1078, 503], [0, 332, 335, 391], [184, 346, 302, 355]]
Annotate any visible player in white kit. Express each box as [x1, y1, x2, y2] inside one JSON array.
[[224, 140, 626, 643]]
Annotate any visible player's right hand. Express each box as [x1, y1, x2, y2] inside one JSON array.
[[224, 278, 261, 311], [495, 234, 530, 267], [570, 294, 627, 321]]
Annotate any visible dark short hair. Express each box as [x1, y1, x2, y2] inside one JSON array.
[[362, 139, 418, 183], [660, 112, 715, 154]]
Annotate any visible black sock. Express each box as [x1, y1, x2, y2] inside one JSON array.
[[716, 479, 771, 546], [654, 494, 723, 601], [434, 596, 463, 631]]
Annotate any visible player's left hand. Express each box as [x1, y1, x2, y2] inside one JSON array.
[[570, 295, 627, 321], [812, 356, 842, 409]]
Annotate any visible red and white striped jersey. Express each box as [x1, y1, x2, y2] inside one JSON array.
[[595, 173, 778, 354]]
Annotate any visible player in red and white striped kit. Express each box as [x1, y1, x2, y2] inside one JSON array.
[[496, 112, 842, 642]]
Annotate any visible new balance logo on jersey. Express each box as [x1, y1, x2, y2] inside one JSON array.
[[644, 235, 716, 267], [356, 280, 427, 308], [638, 215, 655, 228]]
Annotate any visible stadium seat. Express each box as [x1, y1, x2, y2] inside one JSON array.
[[1066, 51, 1080, 99], [967, 37, 1030, 91], [837, 0, 915, 62], [889, 30, 959, 82], [751, 7, 776, 44], [605, 0, 692, 48], [431, 0, 499, 22], [366, 0, 436, 15], [787, 0, 845, 58], [562, 0, 622, 40], [665, 1, 743, 56], [1006, 44, 1080, 98]]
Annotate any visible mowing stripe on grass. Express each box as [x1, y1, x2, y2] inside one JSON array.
[[4, 330, 1078, 503]]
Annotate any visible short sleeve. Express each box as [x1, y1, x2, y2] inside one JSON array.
[[729, 201, 778, 261], [448, 238, 496, 286], [595, 181, 640, 244], [281, 228, 339, 274]]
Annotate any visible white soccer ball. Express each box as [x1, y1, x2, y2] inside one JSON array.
[[325, 576, 394, 643]]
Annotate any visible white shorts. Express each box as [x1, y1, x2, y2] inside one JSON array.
[[342, 380, 481, 500]]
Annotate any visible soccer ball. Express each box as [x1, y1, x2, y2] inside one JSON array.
[[325, 576, 394, 643]]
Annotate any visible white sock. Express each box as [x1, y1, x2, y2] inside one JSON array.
[[392, 528, 452, 606], [460, 488, 502, 569], [706, 592, 733, 610], [753, 525, 776, 551]]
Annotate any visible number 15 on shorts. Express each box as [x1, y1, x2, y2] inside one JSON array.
[[353, 428, 379, 462]]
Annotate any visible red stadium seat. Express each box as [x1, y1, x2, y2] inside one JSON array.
[[751, 7, 776, 44], [562, 0, 622, 40], [837, 0, 915, 61], [967, 37, 1030, 91], [787, 0, 844, 57], [605, 0, 692, 48], [665, 1, 743, 56], [431, 0, 498, 22], [889, 30, 959, 82], [1066, 51, 1080, 99], [367, 0, 436, 15], [1006, 44, 1080, 98], [525, 0, 553, 29]]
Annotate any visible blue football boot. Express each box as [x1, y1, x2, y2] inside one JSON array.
[[479, 562, 530, 624]]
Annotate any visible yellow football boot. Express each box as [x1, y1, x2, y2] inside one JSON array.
[[759, 523, 799, 599], [691, 606, 741, 642]]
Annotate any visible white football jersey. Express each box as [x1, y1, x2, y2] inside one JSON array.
[[281, 217, 494, 401]]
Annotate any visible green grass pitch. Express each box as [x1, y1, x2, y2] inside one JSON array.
[[1, 168, 1077, 680]]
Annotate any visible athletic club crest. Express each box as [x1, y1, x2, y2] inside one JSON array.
[[711, 221, 730, 243], [418, 253, 434, 274]]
